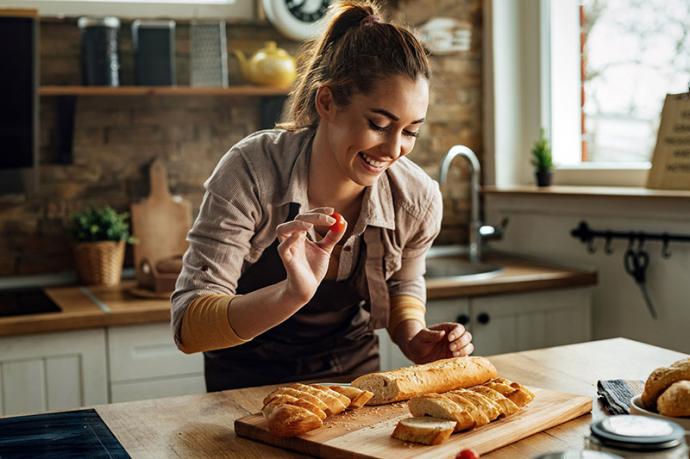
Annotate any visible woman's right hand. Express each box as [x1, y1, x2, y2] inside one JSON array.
[[276, 207, 347, 304]]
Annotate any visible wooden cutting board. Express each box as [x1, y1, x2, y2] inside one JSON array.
[[234, 387, 592, 458], [131, 158, 192, 284]]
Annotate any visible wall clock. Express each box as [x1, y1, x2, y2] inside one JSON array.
[[263, 0, 332, 41]]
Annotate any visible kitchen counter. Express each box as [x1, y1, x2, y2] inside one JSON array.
[[90, 338, 685, 458], [0, 254, 596, 337]]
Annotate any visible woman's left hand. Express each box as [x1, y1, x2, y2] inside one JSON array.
[[405, 322, 473, 364]]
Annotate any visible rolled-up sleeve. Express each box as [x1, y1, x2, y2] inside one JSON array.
[[387, 182, 443, 304], [171, 147, 263, 347]]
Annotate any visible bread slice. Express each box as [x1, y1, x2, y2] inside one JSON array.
[[263, 387, 330, 414], [329, 385, 374, 409], [485, 378, 535, 407], [265, 404, 322, 438], [443, 392, 490, 427], [407, 393, 474, 432], [262, 394, 327, 420], [391, 416, 456, 445], [351, 356, 498, 405], [657, 380, 690, 417], [470, 386, 519, 417], [312, 385, 353, 408], [290, 383, 348, 415], [451, 389, 501, 421]]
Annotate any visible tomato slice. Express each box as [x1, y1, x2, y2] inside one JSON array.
[[329, 212, 346, 233]]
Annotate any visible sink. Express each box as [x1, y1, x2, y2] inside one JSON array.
[[424, 246, 502, 280]]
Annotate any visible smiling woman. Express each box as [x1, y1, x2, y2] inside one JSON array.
[[171, 0, 474, 392]]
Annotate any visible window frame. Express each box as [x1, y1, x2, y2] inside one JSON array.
[[485, 0, 651, 188]]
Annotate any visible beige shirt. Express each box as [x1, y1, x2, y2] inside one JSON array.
[[171, 128, 442, 346]]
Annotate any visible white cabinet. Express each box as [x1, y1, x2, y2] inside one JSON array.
[[0, 329, 108, 416], [426, 287, 592, 357], [470, 288, 592, 355], [107, 323, 205, 402]]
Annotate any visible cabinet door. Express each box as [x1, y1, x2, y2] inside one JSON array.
[[107, 323, 205, 402], [470, 288, 592, 356], [0, 329, 107, 416]]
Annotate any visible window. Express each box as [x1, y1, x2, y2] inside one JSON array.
[[548, 0, 690, 166], [581, 0, 690, 164], [7, 0, 254, 19]]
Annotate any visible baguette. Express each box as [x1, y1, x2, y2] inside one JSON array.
[[392, 377, 535, 445], [329, 385, 374, 409], [312, 385, 352, 408], [407, 393, 475, 432], [641, 358, 690, 410], [263, 387, 330, 414], [265, 404, 322, 438], [391, 417, 456, 445], [351, 356, 497, 405], [262, 394, 327, 420], [289, 383, 349, 415]]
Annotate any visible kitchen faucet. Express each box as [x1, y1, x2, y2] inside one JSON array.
[[438, 145, 506, 264]]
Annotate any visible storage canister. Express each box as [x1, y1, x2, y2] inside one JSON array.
[[78, 16, 120, 86]]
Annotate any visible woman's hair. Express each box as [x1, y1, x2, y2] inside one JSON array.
[[280, 0, 430, 130]]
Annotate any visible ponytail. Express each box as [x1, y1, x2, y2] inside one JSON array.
[[279, 0, 430, 131]]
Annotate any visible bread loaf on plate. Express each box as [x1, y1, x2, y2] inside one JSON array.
[[641, 357, 690, 410], [351, 356, 497, 405]]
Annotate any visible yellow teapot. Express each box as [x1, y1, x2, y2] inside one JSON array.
[[233, 41, 297, 88]]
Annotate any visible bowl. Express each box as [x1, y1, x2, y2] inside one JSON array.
[[629, 394, 690, 433]]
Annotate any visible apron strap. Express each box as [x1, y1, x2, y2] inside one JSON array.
[[363, 227, 390, 330]]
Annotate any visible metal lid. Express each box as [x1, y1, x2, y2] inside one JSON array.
[[590, 415, 686, 451], [78, 16, 120, 29], [534, 450, 622, 459], [131, 19, 175, 30]]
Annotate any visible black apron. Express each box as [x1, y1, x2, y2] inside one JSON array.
[[204, 203, 381, 391]]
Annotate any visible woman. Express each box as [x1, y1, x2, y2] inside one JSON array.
[[172, 0, 474, 392]]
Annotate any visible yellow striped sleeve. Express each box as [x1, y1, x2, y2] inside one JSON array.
[[179, 294, 249, 354], [387, 294, 426, 337]]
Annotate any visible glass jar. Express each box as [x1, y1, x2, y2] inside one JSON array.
[[584, 415, 688, 458], [78, 17, 120, 86]]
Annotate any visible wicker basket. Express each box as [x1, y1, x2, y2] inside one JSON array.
[[73, 240, 125, 287]]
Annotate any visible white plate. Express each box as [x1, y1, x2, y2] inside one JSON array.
[[629, 394, 690, 432]]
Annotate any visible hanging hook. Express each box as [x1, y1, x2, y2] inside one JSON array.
[[662, 233, 672, 258], [604, 232, 614, 255], [637, 235, 646, 253], [586, 238, 596, 254]]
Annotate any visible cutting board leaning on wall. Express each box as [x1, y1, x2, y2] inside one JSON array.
[[130, 158, 192, 297]]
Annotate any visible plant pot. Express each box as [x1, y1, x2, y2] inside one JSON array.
[[535, 169, 553, 187], [73, 240, 125, 287]]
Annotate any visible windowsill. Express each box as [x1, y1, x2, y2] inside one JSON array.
[[550, 163, 650, 187], [483, 185, 690, 200]]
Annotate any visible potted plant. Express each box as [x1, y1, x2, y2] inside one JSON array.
[[71, 206, 135, 287], [531, 128, 553, 187]]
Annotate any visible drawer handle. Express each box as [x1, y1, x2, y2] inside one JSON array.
[[477, 312, 491, 325], [456, 314, 470, 326]]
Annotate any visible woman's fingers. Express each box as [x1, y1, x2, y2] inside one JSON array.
[[276, 220, 313, 242], [318, 218, 347, 252], [277, 230, 303, 260], [294, 212, 336, 227], [453, 342, 474, 357]]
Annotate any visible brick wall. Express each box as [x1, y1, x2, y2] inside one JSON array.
[[0, 0, 482, 276]]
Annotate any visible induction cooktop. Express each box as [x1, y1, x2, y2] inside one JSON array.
[[0, 287, 62, 317], [0, 409, 129, 459]]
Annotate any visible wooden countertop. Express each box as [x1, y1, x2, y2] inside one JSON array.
[[0, 254, 596, 337], [94, 338, 687, 458]]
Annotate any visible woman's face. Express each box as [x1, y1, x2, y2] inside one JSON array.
[[320, 74, 429, 187]]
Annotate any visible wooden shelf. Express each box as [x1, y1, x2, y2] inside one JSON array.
[[39, 85, 290, 97]]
